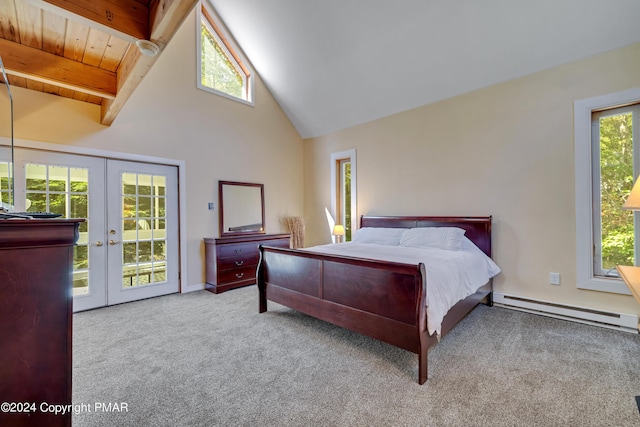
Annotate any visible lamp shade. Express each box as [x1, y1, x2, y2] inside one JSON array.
[[332, 224, 345, 236], [623, 177, 640, 210]]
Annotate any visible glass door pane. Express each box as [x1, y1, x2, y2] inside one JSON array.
[[25, 163, 92, 296], [121, 172, 167, 288]]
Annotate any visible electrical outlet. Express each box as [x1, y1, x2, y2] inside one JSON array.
[[549, 272, 561, 285], [207, 202, 215, 211]]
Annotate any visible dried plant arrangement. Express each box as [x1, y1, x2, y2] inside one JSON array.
[[282, 216, 305, 248]]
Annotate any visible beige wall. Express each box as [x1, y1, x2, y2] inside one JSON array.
[[304, 42, 640, 316], [0, 9, 304, 289], [2, 6, 639, 316]]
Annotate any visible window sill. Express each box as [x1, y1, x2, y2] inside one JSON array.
[[196, 83, 254, 106], [577, 276, 633, 295]]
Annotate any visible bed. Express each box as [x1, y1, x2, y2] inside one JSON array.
[[257, 215, 500, 384]]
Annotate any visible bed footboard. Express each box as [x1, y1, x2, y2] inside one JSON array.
[[257, 245, 433, 384]]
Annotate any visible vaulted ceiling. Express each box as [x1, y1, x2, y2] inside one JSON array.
[[2, 1, 640, 138], [209, 0, 640, 138], [0, 0, 197, 126]]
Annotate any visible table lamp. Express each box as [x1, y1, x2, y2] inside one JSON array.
[[332, 224, 345, 243], [617, 176, 640, 305], [623, 177, 640, 210]]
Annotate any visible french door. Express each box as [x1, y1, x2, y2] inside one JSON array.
[[104, 160, 179, 306], [0, 148, 179, 311]]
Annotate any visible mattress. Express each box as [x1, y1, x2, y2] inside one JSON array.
[[303, 238, 501, 336]]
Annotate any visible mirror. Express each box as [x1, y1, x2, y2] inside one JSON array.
[[219, 181, 265, 237]]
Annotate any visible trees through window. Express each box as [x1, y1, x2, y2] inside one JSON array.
[[331, 150, 357, 242], [198, 2, 253, 104], [593, 106, 637, 276]]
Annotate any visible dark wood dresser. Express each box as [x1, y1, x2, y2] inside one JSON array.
[[0, 219, 82, 427], [204, 233, 290, 293]]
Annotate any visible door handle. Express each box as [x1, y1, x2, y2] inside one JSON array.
[[93, 241, 104, 247], [109, 239, 121, 245]]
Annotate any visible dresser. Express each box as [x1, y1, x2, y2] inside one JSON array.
[[0, 219, 82, 427], [204, 233, 290, 293]]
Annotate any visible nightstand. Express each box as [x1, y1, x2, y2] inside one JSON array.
[[204, 233, 290, 293]]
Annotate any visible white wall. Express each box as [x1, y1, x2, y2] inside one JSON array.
[[303, 42, 640, 316], [0, 8, 304, 290]]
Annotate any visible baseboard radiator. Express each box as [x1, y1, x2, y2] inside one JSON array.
[[493, 292, 639, 334]]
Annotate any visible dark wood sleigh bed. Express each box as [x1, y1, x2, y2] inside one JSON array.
[[257, 215, 494, 384]]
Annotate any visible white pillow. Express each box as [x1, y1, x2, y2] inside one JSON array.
[[352, 227, 407, 245], [399, 227, 465, 250]]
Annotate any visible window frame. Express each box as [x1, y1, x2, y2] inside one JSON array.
[[196, 1, 255, 106], [591, 105, 640, 278], [574, 88, 640, 295], [331, 149, 357, 242]]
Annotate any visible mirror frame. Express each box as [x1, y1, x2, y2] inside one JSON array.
[[218, 180, 265, 237]]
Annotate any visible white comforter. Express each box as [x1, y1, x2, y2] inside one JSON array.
[[303, 240, 501, 336]]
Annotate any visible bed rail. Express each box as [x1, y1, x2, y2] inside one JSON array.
[[257, 245, 433, 383]]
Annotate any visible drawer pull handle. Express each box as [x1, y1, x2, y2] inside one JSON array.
[[235, 248, 242, 254], [235, 260, 244, 266], [235, 273, 244, 279]]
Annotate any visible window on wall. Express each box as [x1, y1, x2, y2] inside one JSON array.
[[338, 158, 352, 240], [197, 1, 254, 105], [575, 88, 640, 295], [331, 150, 357, 242], [592, 105, 638, 278]]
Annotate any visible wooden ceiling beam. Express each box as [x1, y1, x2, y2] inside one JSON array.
[[0, 38, 116, 98], [28, 0, 149, 42], [100, 0, 199, 126], [149, 0, 193, 43]]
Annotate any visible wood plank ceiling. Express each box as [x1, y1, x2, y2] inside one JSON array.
[[0, 0, 197, 126]]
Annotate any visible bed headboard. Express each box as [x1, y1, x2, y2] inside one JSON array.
[[360, 215, 492, 257]]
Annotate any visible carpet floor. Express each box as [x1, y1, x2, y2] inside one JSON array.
[[72, 287, 640, 426]]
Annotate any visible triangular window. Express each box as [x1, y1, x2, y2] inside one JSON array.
[[198, 3, 253, 104]]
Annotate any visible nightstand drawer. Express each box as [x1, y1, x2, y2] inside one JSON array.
[[218, 266, 256, 284], [217, 242, 258, 259], [217, 254, 259, 270]]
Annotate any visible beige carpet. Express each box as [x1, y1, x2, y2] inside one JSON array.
[[72, 286, 640, 426]]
